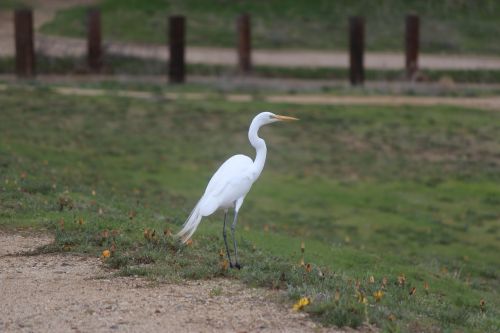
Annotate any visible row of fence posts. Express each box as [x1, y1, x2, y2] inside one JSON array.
[[13, 8, 420, 85]]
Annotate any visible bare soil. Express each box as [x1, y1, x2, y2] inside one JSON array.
[[0, 231, 354, 332]]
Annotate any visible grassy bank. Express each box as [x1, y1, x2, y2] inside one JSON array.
[[0, 83, 499, 331]]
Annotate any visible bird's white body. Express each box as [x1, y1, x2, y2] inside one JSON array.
[[176, 112, 297, 258], [201, 154, 254, 212]]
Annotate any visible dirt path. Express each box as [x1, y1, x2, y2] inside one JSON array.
[[0, 231, 349, 332], [1, 76, 500, 110], [2, 2, 500, 70], [13, 34, 500, 71], [1, 74, 500, 110], [1, 79, 494, 111]]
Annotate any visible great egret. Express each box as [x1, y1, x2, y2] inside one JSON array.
[[177, 112, 298, 268]]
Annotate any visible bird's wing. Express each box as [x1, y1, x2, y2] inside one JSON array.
[[204, 154, 253, 195], [198, 154, 254, 216]]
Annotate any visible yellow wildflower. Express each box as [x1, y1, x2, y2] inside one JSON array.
[[369, 275, 375, 284], [101, 249, 111, 259], [292, 297, 311, 311], [373, 290, 384, 302], [356, 291, 368, 304]]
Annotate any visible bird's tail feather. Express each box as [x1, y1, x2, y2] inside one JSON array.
[[176, 200, 203, 243]]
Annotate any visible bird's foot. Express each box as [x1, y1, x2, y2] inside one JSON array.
[[229, 262, 242, 270]]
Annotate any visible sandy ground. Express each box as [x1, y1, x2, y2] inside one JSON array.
[[0, 231, 354, 332], [2, 1, 500, 70]]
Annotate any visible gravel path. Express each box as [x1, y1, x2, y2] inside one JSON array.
[[4, 34, 500, 71], [0, 231, 350, 332]]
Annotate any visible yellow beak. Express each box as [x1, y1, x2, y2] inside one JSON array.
[[273, 114, 299, 121]]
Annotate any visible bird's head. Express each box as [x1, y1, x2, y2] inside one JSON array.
[[255, 111, 299, 126]]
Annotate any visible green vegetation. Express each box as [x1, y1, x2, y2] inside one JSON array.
[[0, 0, 25, 10], [40, 0, 500, 54], [1, 82, 499, 332]]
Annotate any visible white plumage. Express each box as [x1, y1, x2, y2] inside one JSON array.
[[176, 111, 298, 268]]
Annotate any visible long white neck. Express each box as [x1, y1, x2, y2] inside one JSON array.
[[248, 118, 267, 180]]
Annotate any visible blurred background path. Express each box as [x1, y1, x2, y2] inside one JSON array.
[[2, 76, 499, 110]]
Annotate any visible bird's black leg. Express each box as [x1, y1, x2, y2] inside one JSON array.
[[231, 210, 241, 269], [222, 210, 234, 267]]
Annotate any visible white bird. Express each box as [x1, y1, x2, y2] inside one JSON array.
[[177, 112, 298, 268]]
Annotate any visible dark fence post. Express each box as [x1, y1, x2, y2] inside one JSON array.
[[237, 13, 251, 73], [349, 16, 364, 86], [87, 8, 102, 72], [405, 14, 419, 79], [168, 15, 185, 83], [14, 9, 35, 77]]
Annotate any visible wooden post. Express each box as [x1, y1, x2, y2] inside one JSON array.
[[87, 8, 102, 72], [168, 15, 185, 83], [14, 9, 35, 77], [349, 16, 364, 85], [237, 13, 251, 73], [405, 14, 420, 79]]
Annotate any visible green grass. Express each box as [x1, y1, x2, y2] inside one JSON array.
[[39, 0, 500, 54], [0, 0, 25, 10], [1, 83, 499, 332]]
